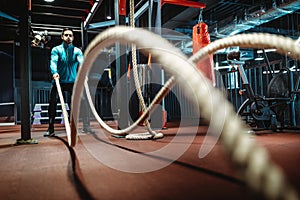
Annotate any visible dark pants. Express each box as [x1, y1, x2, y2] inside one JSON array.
[[48, 82, 90, 127]]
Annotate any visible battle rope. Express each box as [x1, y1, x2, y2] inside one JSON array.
[[126, 0, 163, 140], [82, 76, 174, 137], [54, 77, 71, 145], [70, 27, 300, 200]]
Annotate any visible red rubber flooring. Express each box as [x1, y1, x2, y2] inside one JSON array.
[[0, 121, 300, 200]]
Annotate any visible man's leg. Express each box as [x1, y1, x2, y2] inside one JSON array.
[[64, 83, 94, 133], [44, 83, 57, 137], [81, 94, 94, 133], [79, 86, 94, 133], [63, 83, 73, 122]]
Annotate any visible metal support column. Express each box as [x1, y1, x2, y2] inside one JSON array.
[[16, 0, 37, 144], [81, 21, 88, 51], [115, 0, 129, 130], [150, 0, 164, 129]]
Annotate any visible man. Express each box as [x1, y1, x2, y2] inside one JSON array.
[[44, 28, 92, 137]]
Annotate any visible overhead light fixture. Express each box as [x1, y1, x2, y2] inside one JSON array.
[[254, 57, 264, 61], [257, 49, 276, 53], [106, 1, 112, 20], [83, 0, 101, 29], [254, 52, 264, 61], [44, 0, 55, 2]]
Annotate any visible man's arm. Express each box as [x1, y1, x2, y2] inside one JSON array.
[[50, 47, 59, 79], [76, 48, 84, 66]]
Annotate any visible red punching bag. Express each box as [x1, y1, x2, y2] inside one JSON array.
[[192, 22, 216, 86]]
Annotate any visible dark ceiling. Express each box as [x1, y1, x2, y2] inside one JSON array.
[[0, 0, 299, 49]]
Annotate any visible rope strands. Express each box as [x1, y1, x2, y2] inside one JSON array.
[[70, 27, 300, 200], [54, 77, 71, 145], [126, 0, 164, 140]]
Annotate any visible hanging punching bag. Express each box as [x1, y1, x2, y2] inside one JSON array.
[[192, 22, 216, 86]]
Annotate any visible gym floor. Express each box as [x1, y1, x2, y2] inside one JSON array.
[[0, 121, 300, 200]]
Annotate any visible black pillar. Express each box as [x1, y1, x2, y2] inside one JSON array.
[[81, 21, 88, 51], [17, 0, 37, 144]]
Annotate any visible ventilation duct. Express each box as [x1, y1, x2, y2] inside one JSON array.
[[210, 0, 300, 38]]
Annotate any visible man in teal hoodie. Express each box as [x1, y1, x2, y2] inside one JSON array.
[[44, 28, 92, 136]]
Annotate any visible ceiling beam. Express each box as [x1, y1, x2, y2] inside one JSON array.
[[210, 0, 300, 38], [83, 0, 104, 29], [31, 4, 87, 12], [31, 12, 83, 19]]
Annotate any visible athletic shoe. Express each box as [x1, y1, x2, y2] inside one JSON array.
[[44, 127, 55, 137], [82, 126, 95, 134]]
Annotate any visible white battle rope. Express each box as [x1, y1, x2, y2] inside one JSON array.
[[54, 77, 71, 145], [70, 26, 300, 200]]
